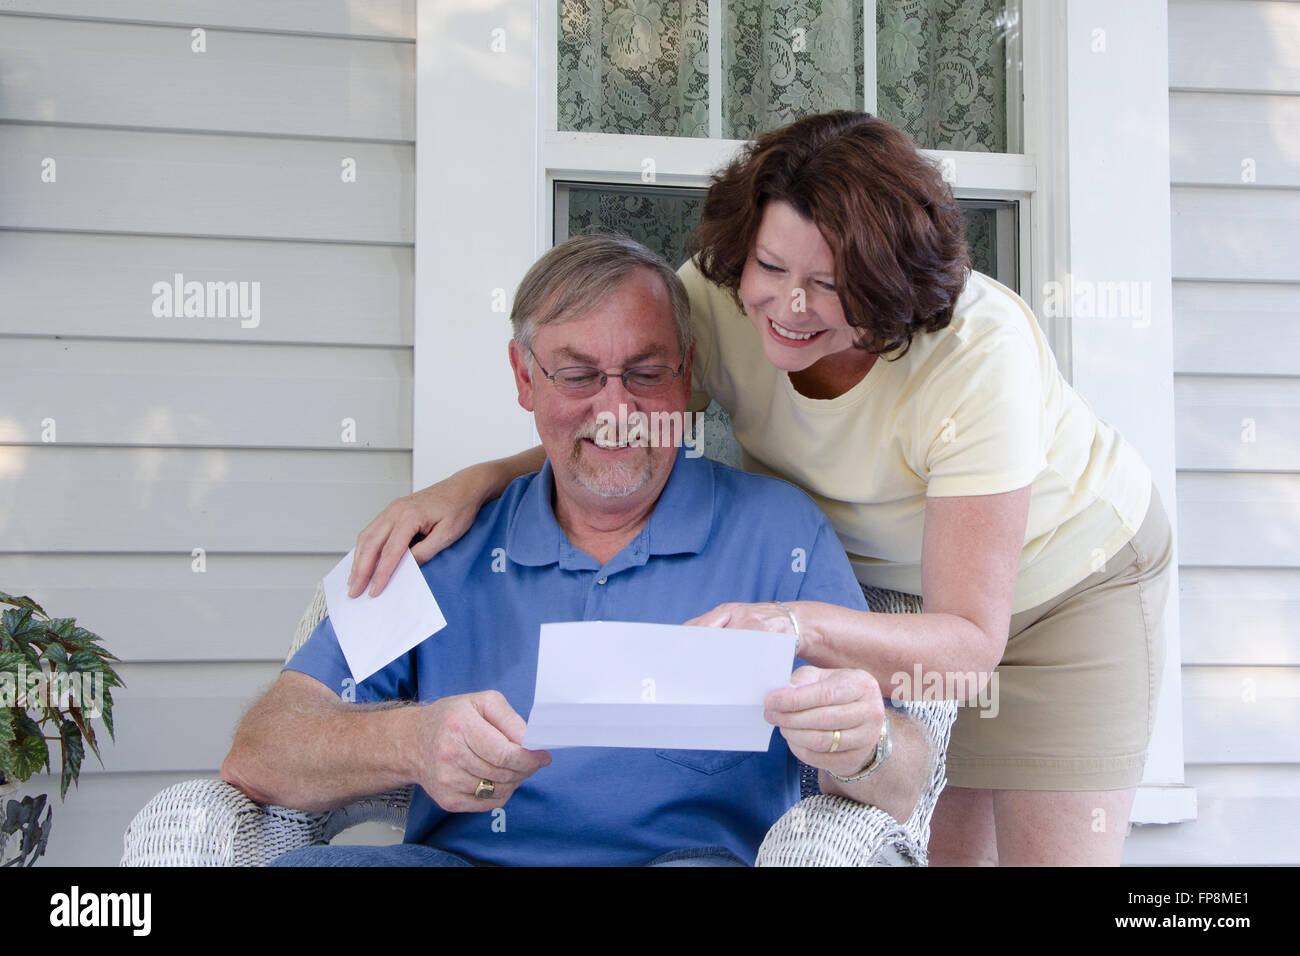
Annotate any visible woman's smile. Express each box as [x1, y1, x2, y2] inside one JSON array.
[[767, 316, 829, 345]]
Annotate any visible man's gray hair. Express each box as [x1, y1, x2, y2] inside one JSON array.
[[510, 233, 693, 360]]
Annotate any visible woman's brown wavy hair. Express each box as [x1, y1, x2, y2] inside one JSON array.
[[686, 111, 970, 358]]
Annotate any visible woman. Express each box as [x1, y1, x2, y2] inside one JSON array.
[[346, 111, 1172, 866]]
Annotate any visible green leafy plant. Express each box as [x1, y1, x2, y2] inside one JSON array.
[[0, 591, 124, 799]]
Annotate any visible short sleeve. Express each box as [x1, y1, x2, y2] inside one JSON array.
[[677, 258, 717, 414], [921, 325, 1047, 498], [794, 516, 869, 612], [283, 613, 416, 703]]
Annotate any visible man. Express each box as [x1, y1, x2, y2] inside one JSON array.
[[221, 233, 932, 866]]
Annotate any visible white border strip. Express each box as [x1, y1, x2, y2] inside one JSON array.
[[708, 0, 723, 138]]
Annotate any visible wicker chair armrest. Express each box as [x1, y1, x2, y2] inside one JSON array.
[[757, 699, 956, 867], [320, 787, 413, 842], [771, 586, 958, 866], [887, 697, 958, 864], [121, 778, 413, 867], [756, 793, 915, 866]]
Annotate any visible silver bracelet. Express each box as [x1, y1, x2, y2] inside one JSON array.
[[774, 601, 802, 657], [826, 714, 892, 783]]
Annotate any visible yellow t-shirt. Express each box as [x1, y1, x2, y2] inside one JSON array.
[[679, 259, 1151, 614]]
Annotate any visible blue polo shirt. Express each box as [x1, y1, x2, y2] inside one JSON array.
[[285, 448, 867, 866]]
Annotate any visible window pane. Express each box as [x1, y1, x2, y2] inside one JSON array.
[[556, 2, 1019, 153], [965, 207, 998, 278], [961, 201, 1019, 292], [558, 1, 710, 137], [877, 0, 1015, 153], [560, 183, 705, 267], [722, 1, 865, 140]]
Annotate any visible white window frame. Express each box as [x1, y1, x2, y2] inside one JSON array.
[[414, 0, 1190, 825], [537, 2, 1039, 319]]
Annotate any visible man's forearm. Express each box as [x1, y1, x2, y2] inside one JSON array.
[[817, 710, 933, 822], [221, 674, 424, 812]]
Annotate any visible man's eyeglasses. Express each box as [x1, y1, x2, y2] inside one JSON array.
[[529, 349, 684, 398]]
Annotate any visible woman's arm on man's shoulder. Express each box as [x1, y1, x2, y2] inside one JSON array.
[[348, 445, 546, 598]]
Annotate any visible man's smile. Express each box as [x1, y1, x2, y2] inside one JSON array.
[[584, 435, 640, 451]]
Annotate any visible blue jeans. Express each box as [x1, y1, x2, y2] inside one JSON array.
[[269, 843, 747, 867]]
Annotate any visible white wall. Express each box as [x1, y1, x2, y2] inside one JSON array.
[[412, 0, 539, 488], [0, 1, 416, 866], [1126, 0, 1300, 863]]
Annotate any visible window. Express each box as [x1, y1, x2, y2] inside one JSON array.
[[543, 1, 1035, 332], [556, 1, 1020, 151]]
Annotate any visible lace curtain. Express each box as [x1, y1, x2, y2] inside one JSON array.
[[722, 0, 864, 140], [566, 188, 706, 270], [558, 0, 1010, 151], [877, 0, 1009, 152], [558, 1, 711, 137]]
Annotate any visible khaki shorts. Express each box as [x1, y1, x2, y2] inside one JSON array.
[[943, 485, 1173, 791]]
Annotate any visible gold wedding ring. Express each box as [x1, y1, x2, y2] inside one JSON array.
[[474, 779, 496, 799], [828, 729, 841, 753]]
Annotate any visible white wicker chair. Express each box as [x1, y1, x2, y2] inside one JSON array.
[[121, 582, 955, 866]]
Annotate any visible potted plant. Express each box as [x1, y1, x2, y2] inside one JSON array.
[[0, 590, 123, 866]]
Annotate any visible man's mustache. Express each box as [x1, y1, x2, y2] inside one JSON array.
[[572, 411, 651, 445]]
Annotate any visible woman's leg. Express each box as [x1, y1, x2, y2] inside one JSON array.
[[928, 785, 997, 866], [930, 785, 1138, 865], [936, 490, 1172, 865], [993, 787, 1137, 865]]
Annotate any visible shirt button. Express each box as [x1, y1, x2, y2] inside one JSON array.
[[596, 577, 608, 585]]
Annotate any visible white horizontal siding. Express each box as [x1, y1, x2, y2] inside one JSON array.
[[1170, 0, 1300, 93], [0, 446, 410, 552], [0, 125, 413, 242], [1173, 281, 1299, 376], [0, 16, 414, 140], [0, 553, 336, 662], [1169, 0, 1300, 865], [1175, 472, 1300, 566], [1180, 567, 1300, 665], [0, 230, 412, 345], [0, 5, 417, 868], [1171, 186, 1300, 282], [1124, 764, 1300, 864], [0, 0, 416, 39], [1170, 90, 1300, 187], [81, 661, 283, 774], [0, 338, 412, 448], [1174, 375, 1300, 471], [1182, 665, 1300, 764]]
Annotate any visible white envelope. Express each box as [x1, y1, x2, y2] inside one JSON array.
[[322, 547, 447, 683], [522, 620, 796, 751]]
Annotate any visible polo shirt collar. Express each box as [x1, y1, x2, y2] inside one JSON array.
[[505, 446, 715, 571]]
